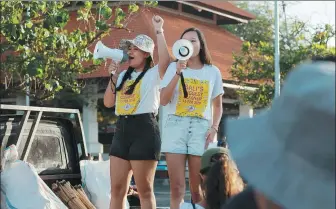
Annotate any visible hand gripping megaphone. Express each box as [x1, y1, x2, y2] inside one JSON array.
[[172, 39, 194, 61], [93, 41, 129, 63]]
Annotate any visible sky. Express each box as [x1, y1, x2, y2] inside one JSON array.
[[283, 1, 335, 46]]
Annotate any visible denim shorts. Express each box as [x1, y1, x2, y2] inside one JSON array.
[[161, 114, 210, 156]]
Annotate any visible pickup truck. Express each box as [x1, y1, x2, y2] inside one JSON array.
[[0, 104, 170, 208], [0, 104, 88, 189]]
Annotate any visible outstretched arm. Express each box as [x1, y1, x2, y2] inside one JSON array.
[[152, 15, 171, 79]]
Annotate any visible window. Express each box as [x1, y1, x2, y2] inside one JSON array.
[[182, 4, 213, 20], [26, 135, 66, 172], [97, 98, 118, 134], [158, 1, 179, 10]]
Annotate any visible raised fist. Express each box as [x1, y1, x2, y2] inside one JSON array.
[[152, 15, 164, 31]]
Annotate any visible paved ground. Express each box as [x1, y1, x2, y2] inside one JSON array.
[[130, 178, 191, 209], [154, 179, 191, 208]]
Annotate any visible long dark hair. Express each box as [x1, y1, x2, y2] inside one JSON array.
[[116, 56, 153, 94], [179, 28, 212, 98], [200, 153, 244, 209], [180, 27, 212, 65]]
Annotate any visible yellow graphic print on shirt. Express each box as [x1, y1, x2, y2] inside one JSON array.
[[116, 79, 142, 115], [175, 78, 209, 118]]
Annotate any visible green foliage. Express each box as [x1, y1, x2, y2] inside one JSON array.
[[0, 1, 157, 101], [224, 1, 335, 108]]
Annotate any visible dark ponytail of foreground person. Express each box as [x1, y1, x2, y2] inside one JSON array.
[[201, 153, 244, 209]]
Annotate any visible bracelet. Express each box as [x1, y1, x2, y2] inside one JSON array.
[[156, 29, 164, 35], [211, 126, 218, 133], [112, 73, 119, 78], [176, 72, 181, 76]]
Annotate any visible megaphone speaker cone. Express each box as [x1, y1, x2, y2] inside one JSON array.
[[93, 41, 129, 63], [172, 39, 194, 61], [179, 46, 190, 57], [93, 41, 103, 60]]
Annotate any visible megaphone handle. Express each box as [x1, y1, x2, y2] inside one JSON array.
[[108, 60, 121, 75], [180, 73, 188, 98], [110, 74, 117, 94]]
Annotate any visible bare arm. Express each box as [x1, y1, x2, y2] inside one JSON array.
[[160, 60, 187, 106], [160, 73, 180, 106], [103, 62, 121, 108], [152, 15, 171, 79], [211, 67, 224, 131], [103, 74, 119, 108], [156, 32, 171, 79], [205, 94, 223, 148], [211, 95, 223, 130]]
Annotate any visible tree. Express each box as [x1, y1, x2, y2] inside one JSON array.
[[224, 1, 335, 108], [0, 1, 157, 102]]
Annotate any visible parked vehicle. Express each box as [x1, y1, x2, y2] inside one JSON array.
[[0, 104, 169, 209], [0, 104, 88, 188]]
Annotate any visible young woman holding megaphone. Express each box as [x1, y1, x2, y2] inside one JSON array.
[[103, 15, 170, 209], [160, 28, 224, 209]]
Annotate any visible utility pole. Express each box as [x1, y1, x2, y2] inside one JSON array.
[[25, 74, 30, 106], [274, 0, 281, 98], [26, 7, 31, 106], [282, 1, 290, 47]]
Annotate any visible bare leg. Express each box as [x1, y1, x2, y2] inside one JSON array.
[[188, 155, 203, 204], [130, 160, 158, 209], [166, 153, 187, 209], [109, 156, 132, 209]]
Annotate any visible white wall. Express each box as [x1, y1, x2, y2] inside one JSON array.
[[239, 104, 254, 118], [82, 84, 103, 156]]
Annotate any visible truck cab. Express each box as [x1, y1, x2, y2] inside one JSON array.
[[0, 104, 88, 188]]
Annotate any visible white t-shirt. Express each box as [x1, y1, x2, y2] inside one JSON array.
[[180, 202, 205, 209], [115, 65, 160, 115], [160, 62, 224, 120]]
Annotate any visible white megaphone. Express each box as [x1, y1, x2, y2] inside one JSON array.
[[172, 39, 194, 60], [93, 41, 129, 63]]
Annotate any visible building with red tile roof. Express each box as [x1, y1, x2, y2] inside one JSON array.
[[2, 2, 257, 158], [78, 1, 255, 81]]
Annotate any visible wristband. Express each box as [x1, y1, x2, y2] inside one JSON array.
[[176, 72, 181, 76]]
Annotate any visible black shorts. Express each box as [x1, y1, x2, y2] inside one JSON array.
[[109, 113, 161, 161]]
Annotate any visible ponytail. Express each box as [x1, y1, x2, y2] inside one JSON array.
[[203, 154, 244, 209], [204, 160, 226, 209], [116, 56, 153, 94], [116, 67, 134, 92]]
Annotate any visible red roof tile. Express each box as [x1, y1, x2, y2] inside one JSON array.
[[194, 1, 256, 20], [78, 6, 243, 80]]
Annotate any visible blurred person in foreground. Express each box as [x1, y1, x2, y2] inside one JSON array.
[[180, 147, 244, 209], [222, 56, 335, 209]]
